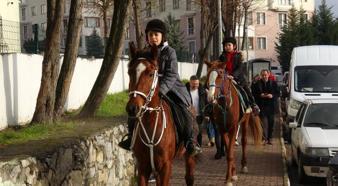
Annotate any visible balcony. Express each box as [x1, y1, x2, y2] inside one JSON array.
[[268, 0, 293, 11]]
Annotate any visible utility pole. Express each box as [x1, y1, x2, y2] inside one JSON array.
[[218, 0, 222, 55]]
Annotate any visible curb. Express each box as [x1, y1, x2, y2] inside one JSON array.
[[280, 116, 291, 186]]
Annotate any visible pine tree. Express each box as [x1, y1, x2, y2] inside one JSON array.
[[86, 29, 104, 58], [164, 14, 189, 61], [312, 1, 336, 44]]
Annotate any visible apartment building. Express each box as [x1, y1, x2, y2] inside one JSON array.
[[20, 0, 113, 56], [0, 0, 21, 54], [252, 0, 314, 63], [129, 0, 201, 62], [131, 0, 314, 64]]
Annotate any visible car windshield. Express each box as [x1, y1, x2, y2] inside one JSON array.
[[303, 103, 338, 129], [295, 66, 338, 92]]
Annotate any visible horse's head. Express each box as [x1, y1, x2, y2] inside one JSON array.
[[126, 42, 159, 117], [204, 60, 230, 103]]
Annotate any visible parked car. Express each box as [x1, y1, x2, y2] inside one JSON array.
[[289, 99, 338, 183], [327, 155, 338, 186]]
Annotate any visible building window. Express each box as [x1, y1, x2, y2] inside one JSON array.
[[146, 2, 151, 17], [186, 0, 191, 11], [63, 19, 68, 32], [256, 12, 265, 25], [188, 40, 196, 57], [173, 0, 179, 9], [279, 0, 292, 5], [159, 0, 165, 12], [247, 12, 253, 25], [125, 26, 130, 40], [23, 25, 28, 39], [41, 22, 47, 32], [31, 6, 36, 16], [188, 17, 194, 35], [257, 37, 267, 50], [240, 37, 254, 50], [85, 17, 100, 27], [278, 13, 287, 29], [41, 4, 47, 15], [21, 8, 26, 21]]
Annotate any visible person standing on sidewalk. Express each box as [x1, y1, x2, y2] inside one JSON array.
[[253, 69, 280, 145]]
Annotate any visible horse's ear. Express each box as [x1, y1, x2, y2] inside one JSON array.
[[150, 44, 159, 66], [220, 61, 227, 69], [204, 60, 212, 67], [129, 42, 137, 60]]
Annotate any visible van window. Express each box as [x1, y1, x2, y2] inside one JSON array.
[[295, 66, 338, 92], [303, 103, 338, 129]]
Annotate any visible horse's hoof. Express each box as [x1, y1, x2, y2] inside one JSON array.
[[242, 166, 248, 173], [225, 182, 233, 186], [231, 175, 238, 181]]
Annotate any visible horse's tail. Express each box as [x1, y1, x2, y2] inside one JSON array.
[[243, 113, 263, 146]]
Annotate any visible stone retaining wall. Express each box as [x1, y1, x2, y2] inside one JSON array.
[[0, 125, 135, 186]]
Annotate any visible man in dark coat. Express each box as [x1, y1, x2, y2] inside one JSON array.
[[252, 69, 280, 144]]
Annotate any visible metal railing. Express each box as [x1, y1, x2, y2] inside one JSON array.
[[0, 17, 21, 54]]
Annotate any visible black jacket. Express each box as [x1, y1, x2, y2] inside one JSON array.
[[252, 79, 280, 112], [219, 51, 246, 85]]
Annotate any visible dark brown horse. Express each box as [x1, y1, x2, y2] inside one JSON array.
[[126, 42, 195, 186], [204, 60, 263, 186]]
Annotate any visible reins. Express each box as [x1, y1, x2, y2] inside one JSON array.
[[128, 68, 167, 175]]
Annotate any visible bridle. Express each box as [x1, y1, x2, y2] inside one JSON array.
[[128, 58, 166, 175]]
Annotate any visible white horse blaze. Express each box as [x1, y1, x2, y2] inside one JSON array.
[[208, 71, 218, 102], [136, 63, 146, 84]]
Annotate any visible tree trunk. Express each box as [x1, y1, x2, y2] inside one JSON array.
[[54, 0, 83, 119], [78, 0, 131, 118], [132, 0, 144, 48], [31, 0, 65, 124], [103, 8, 108, 45]]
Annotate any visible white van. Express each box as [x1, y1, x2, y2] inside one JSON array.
[[287, 45, 338, 119]]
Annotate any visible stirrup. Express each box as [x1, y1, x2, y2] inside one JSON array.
[[118, 134, 132, 150]]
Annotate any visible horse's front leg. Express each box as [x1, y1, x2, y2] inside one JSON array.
[[224, 126, 238, 186], [137, 167, 151, 186], [184, 153, 196, 186], [158, 161, 172, 186], [241, 114, 250, 173]]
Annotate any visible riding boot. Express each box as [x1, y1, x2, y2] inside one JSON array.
[[242, 85, 260, 115], [118, 117, 136, 150], [181, 107, 202, 156]]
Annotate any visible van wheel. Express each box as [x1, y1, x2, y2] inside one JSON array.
[[297, 155, 309, 184]]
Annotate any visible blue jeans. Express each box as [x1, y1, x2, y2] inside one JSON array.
[[206, 121, 215, 139]]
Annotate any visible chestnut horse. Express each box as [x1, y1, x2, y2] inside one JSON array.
[[205, 60, 263, 186], [126, 42, 195, 186]]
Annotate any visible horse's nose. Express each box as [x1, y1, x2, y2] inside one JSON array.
[[126, 104, 139, 116]]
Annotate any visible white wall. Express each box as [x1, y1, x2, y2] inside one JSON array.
[[0, 53, 207, 130]]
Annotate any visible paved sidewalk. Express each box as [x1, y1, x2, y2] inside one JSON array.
[[167, 123, 286, 186]]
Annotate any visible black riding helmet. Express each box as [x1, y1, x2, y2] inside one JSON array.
[[145, 19, 167, 43], [222, 37, 237, 46]]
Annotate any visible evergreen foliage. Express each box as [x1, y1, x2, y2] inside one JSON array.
[[164, 14, 189, 62], [276, 2, 338, 72], [85, 29, 104, 58]]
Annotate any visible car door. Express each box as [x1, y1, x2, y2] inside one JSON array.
[[291, 103, 307, 162]]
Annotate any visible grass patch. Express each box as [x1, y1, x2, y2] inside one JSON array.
[[0, 91, 129, 145], [0, 122, 75, 145], [95, 91, 129, 117]]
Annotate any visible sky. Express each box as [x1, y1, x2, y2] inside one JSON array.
[[315, 0, 338, 17]]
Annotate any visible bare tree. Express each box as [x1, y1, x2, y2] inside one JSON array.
[[78, 0, 131, 118], [31, 0, 65, 124], [90, 0, 114, 40], [54, 0, 84, 119], [196, 0, 218, 78], [132, 0, 144, 48]]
